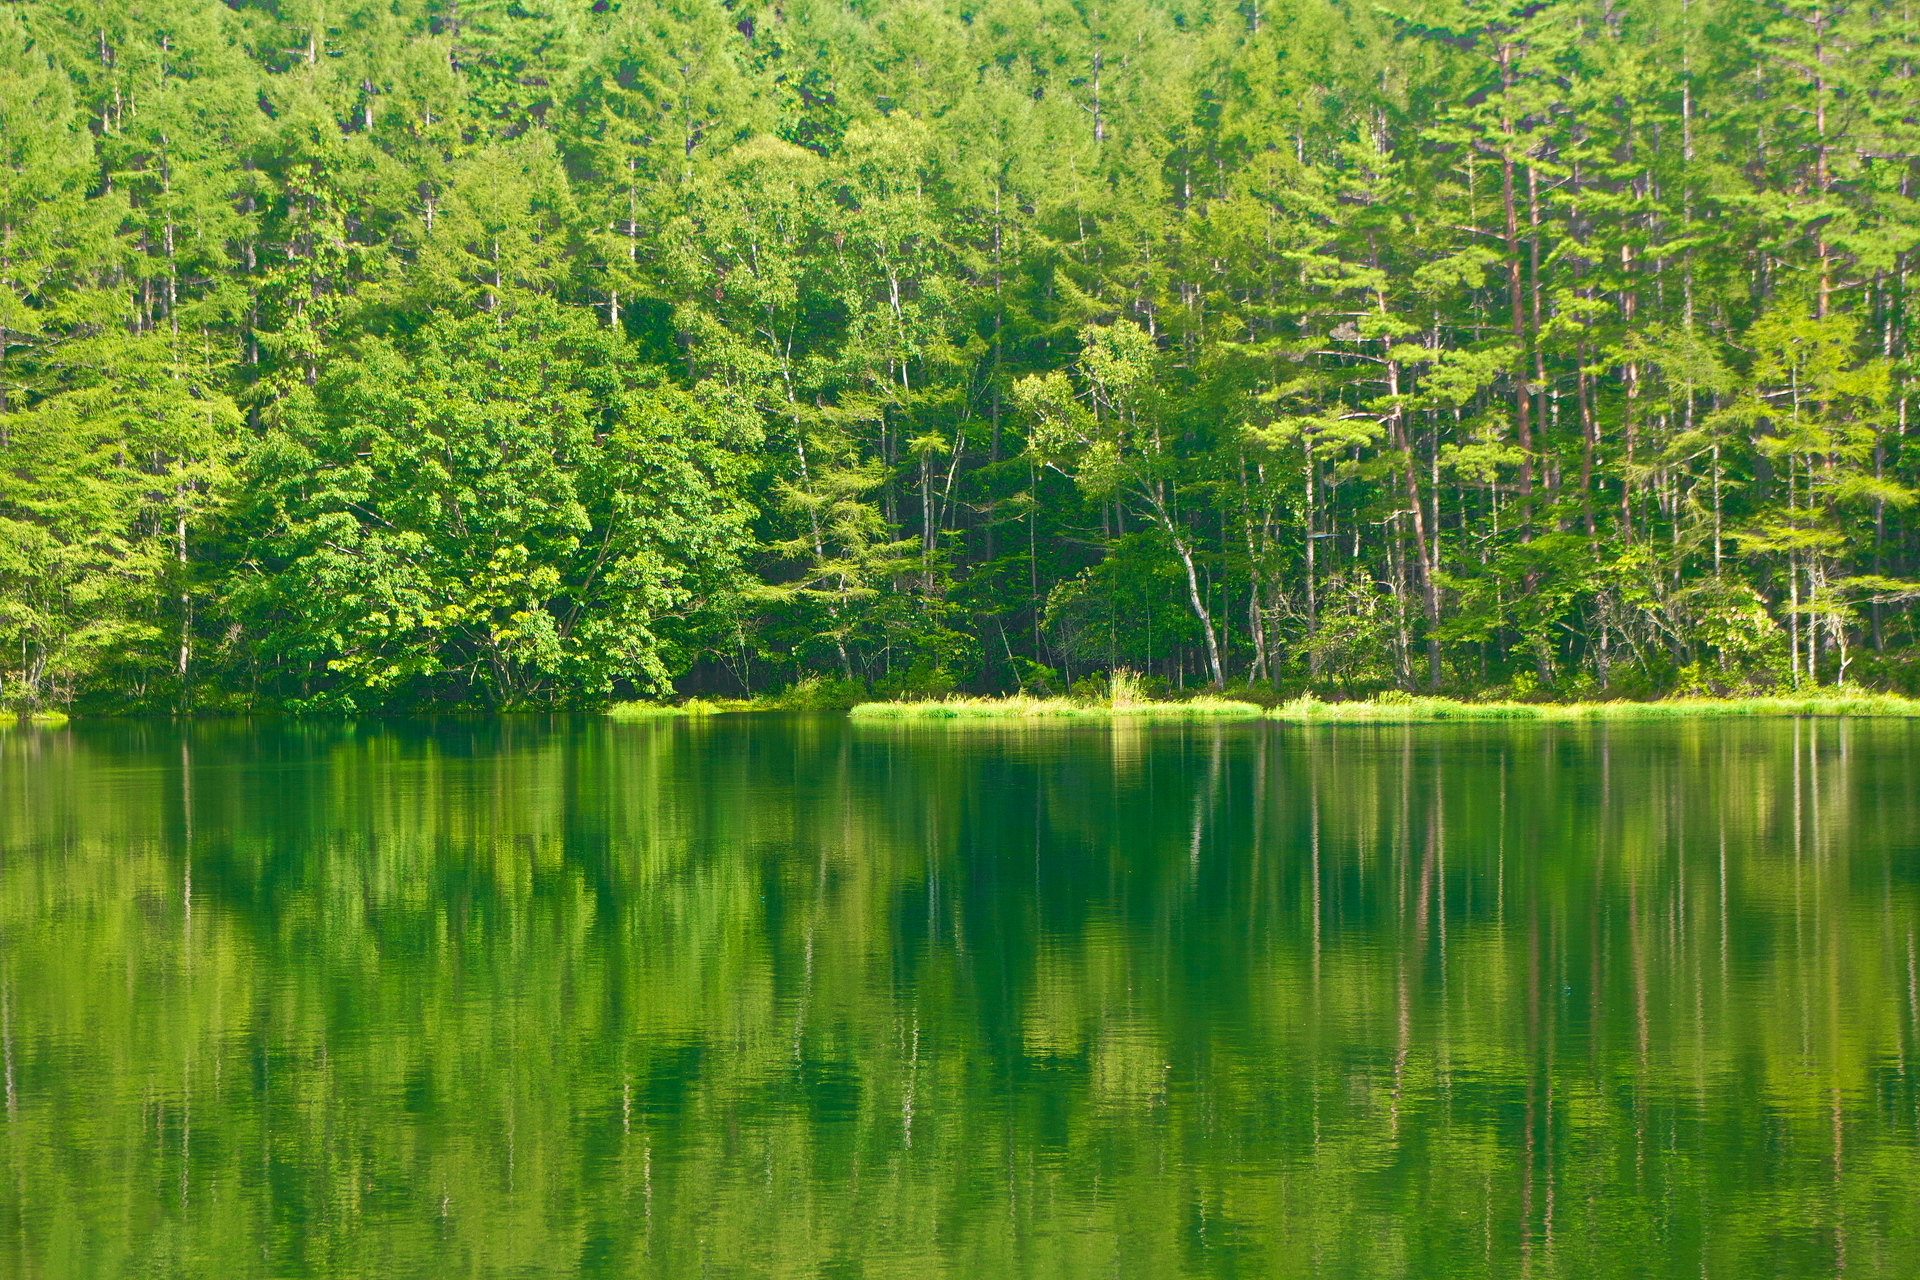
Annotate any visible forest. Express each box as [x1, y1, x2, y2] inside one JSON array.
[[1, 0, 1916, 712]]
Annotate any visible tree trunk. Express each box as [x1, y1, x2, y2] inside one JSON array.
[[1498, 44, 1534, 530], [1170, 531, 1225, 687]]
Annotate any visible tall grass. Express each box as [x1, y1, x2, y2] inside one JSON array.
[[1268, 692, 1920, 723], [1108, 667, 1149, 709]]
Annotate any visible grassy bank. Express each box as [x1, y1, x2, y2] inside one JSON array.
[[606, 696, 786, 719], [850, 693, 1264, 721], [4, 710, 71, 728], [606, 699, 730, 719], [623, 688, 1920, 724], [1268, 693, 1920, 723], [607, 677, 868, 719]]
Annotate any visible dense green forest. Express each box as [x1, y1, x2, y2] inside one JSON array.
[[1, 0, 1916, 712]]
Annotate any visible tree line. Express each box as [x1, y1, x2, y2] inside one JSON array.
[[2, 0, 1916, 711]]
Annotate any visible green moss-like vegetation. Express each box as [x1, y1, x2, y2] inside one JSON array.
[[1269, 693, 1920, 723], [851, 694, 1263, 721]]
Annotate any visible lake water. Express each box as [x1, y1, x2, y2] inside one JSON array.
[[3, 716, 1918, 1277]]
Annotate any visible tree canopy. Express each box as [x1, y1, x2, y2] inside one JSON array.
[[2, 0, 1917, 710]]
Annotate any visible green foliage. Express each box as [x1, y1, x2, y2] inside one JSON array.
[[2, 0, 1919, 712], [235, 302, 752, 708], [759, 674, 867, 710]]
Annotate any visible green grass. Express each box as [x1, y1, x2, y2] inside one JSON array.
[[606, 696, 758, 719], [6, 709, 71, 727], [850, 693, 1264, 721], [1267, 692, 1920, 723], [605, 701, 692, 719], [607, 676, 868, 719]]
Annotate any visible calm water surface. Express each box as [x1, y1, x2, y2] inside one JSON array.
[[3, 716, 1919, 1277]]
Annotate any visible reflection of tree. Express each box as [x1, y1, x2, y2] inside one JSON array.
[[1, 718, 1917, 1277]]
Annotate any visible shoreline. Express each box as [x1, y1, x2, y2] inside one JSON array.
[[18, 694, 1917, 726], [1267, 693, 1920, 722], [841, 692, 1920, 723], [848, 694, 1264, 721], [3, 711, 71, 728]]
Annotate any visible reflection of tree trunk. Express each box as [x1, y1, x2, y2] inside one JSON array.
[[1308, 777, 1321, 990], [1521, 895, 1540, 1276], [2, 977, 15, 1120], [1630, 876, 1649, 1175], [1189, 731, 1221, 872]]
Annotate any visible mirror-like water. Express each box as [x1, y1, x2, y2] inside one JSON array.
[[2, 717, 1918, 1277]]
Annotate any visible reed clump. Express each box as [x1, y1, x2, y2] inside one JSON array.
[[1268, 692, 1920, 723]]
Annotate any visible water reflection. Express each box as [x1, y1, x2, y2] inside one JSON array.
[[1, 716, 1917, 1277]]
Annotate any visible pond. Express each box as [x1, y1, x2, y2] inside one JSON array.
[[3, 716, 1918, 1277]]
